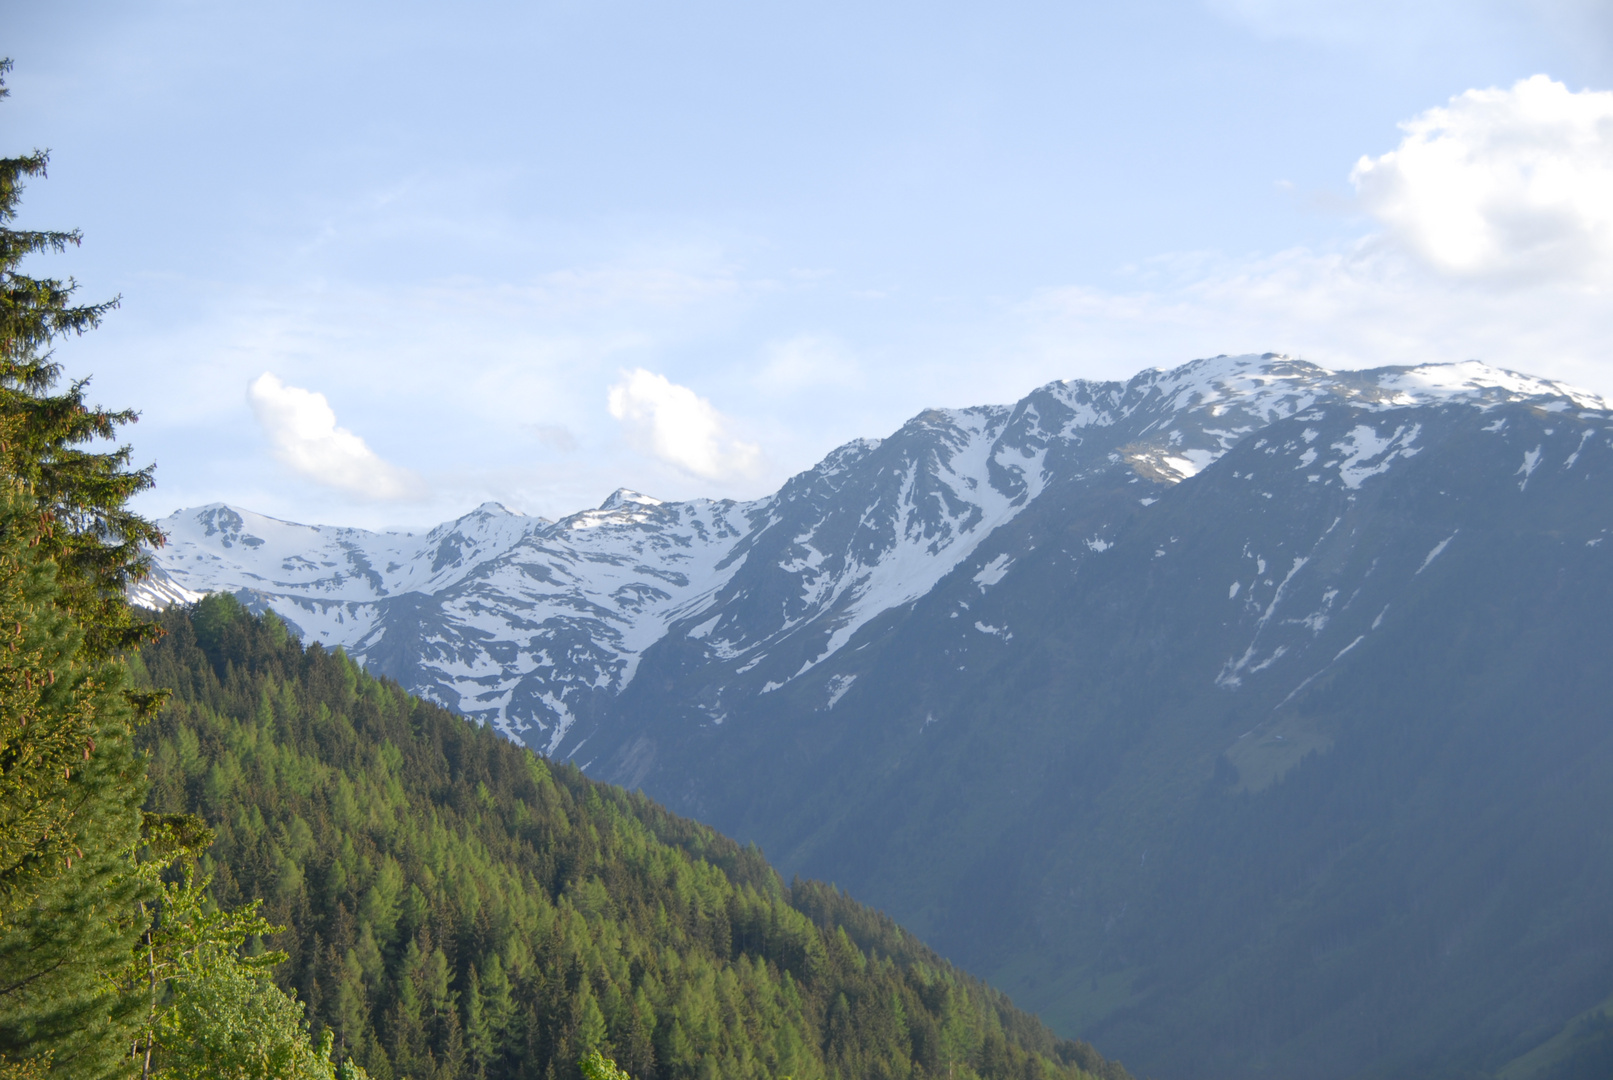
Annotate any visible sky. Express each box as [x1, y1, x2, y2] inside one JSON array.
[[5, 0, 1613, 529]]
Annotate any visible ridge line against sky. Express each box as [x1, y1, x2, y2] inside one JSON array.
[[6, 0, 1613, 529]]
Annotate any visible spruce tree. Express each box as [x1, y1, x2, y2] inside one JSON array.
[[0, 491, 150, 1078], [0, 58, 162, 661], [0, 57, 164, 1077]]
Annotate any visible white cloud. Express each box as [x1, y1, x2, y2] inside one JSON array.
[[1013, 75, 1613, 398], [1352, 75, 1613, 282], [606, 369, 761, 481], [247, 373, 426, 500]]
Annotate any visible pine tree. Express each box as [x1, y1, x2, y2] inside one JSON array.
[[0, 498, 99, 909]]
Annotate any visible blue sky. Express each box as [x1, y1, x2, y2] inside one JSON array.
[[6, 0, 1613, 527]]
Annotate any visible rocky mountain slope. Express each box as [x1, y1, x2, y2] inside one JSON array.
[[135, 354, 1613, 1079]]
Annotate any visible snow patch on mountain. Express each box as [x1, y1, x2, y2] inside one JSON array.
[[129, 565, 207, 610], [1418, 533, 1458, 574], [1332, 424, 1423, 490], [1518, 447, 1544, 490], [824, 673, 857, 709], [1372, 362, 1605, 410], [974, 554, 1014, 590]]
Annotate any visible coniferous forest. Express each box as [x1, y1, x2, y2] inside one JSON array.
[[132, 595, 1128, 1080]]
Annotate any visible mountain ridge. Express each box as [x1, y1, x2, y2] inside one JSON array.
[[132, 353, 1604, 759]]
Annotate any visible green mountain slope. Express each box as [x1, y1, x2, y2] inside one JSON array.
[[131, 595, 1128, 1080]]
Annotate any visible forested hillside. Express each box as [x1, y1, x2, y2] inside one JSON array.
[[133, 595, 1129, 1080]]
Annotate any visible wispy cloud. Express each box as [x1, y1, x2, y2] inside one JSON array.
[[1208, 0, 1613, 63], [753, 335, 864, 394], [526, 424, 579, 452], [607, 369, 762, 481], [1205, 0, 1469, 45], [248, 373, 426, 500]]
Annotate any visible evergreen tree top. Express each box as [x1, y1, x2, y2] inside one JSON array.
[[0, 57, 163, 661]]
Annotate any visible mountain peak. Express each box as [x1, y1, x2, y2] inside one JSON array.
[[465, 500, 524, 518], [599, 488, 664, 511], [1367, 360, 1607, 410]]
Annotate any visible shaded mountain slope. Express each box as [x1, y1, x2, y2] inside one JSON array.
[[598, 396, 1613, 1079]]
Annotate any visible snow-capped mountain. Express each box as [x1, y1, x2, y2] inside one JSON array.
[[139, 489, 755, 752], [136, 353, 1602, 760], [137, 352, 1613, 1079]]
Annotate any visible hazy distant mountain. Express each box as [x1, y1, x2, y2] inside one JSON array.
[[137, 354, 1613, 1079]]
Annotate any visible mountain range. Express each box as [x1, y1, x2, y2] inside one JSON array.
[[135, 354, 1613, 1079]]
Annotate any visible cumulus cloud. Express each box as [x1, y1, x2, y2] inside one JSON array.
[[1012, 75, 1613, 398], [1352, 75, 1613, 282], [248, 373, 426, 500], [606, 369, 761, 481]]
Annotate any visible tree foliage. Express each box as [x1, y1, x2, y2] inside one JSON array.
[[135, 596, 1131, 1080], [120, 819, 356, 1080], [0, 482, 151, 1079], [0, 58, 163, 1077], [125, 847, 366, 1080], [0, 58, 161, 663], [578, 1049, 633, 1080], [0, 494, 108, 912]]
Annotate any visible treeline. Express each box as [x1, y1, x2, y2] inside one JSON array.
[[133, 595, 1130, 1080]]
